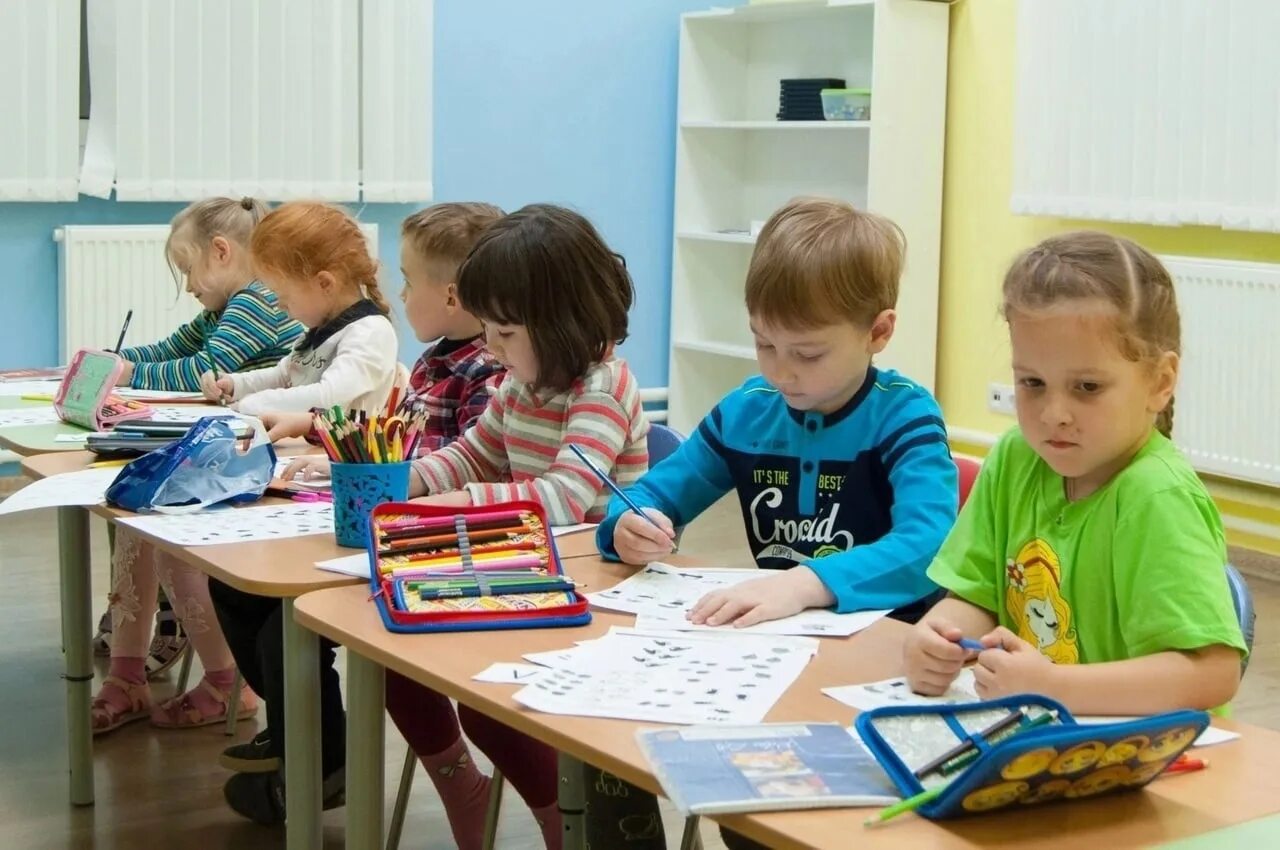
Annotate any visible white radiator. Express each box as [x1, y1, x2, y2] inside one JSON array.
[[55, 223, 379, 361], [1163, 255, 1280, 487]]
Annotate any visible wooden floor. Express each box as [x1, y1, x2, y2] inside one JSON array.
[[2, 495, 1278, 849]]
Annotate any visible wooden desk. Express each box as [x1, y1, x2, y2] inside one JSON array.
[[0, 398, 87, 456], [295, 558, 1280, 850], [19, 448, 602, 849]]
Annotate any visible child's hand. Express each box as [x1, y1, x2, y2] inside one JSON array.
[[261, 411, 315, 442], [115, 360, 135, 386], [688, 567, 829, 628], [199, 371, 234, 403], [411, 491, 474, 507], [612, 509, 677, 564], [281, 456, 331, 483], [904, 618, 973, 695], [972, 627, 1053, 700]]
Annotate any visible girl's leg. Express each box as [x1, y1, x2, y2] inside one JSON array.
[[385, 673, 492, 850], [458, 704, 562, 850], [92, 531, 159, 732], [150, 551, 257, 727]]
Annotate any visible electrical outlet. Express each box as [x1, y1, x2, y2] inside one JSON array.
[[987, 383, 1016, 416]]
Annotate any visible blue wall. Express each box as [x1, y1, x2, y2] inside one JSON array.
[[0, 0, 728, 388]]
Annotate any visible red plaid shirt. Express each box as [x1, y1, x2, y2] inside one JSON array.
[[406, 336, 505, 456]]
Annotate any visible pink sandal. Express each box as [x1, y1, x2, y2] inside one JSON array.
[[150, 679, 259, 729], [91, 676, 152, 735]]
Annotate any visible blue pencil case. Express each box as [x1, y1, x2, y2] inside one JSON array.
[[366, 499, 592, 634], [855, 694, 1209, 819]]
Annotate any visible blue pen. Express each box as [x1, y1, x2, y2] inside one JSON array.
[[956, 637, 985, 652], [567, 443, 673, 542]]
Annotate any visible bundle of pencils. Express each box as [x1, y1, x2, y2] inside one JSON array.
[[374, 509, 553, 583], [311, 396, 428, 464]]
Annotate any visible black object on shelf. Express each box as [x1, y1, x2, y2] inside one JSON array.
[[777, 77, 845, 121]]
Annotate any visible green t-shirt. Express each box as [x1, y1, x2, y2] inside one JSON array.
[[928, 429, 1246, 664]]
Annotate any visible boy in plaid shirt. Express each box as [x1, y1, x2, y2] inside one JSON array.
[[264, 202, 507, 453]]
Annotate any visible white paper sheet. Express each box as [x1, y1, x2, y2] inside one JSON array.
[[119, 501, 333, 546], [54, 433, 89, 443], [823, 667, 981, 712], [1075, 715, 1240, 748], [116, 389, 207, 401], [473, 663, 546, 684], [551, 523, 596, 537], [0, 466, 123, 515], [589, 562, 887, 637], [0, 380, 61, 398], [314, 553, 371, 578], [0, 406, 61, 428], [148, 405, 245, 423], [513, 627, 817, 725]]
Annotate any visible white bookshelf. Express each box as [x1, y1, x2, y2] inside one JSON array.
[[666, 0, 950, 435]]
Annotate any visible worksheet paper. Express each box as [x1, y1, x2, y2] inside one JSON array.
[[589, 562, 890, 637], [0, 466, 123, 515], [0, 406, 61, 428], [0, 380, 61, 397], [119, 501, 333, 546], [513, 627, 818, 725]]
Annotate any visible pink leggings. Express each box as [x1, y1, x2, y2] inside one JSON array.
[[385, 671, 557, 808]]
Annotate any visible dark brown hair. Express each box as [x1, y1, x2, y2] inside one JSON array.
[[745, 197, 905, 329], [251, 201, 390, 315], [1002, 230, 1180, 436], [401, 202, 505, 279], [457, 204, 633, 393]]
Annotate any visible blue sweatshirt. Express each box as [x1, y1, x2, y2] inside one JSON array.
[[597, 368, 958, 612]]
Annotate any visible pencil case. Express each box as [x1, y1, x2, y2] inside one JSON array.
[[366, 500, 591, 634], [855, 694, 1209, 819], [54, 348, 154, 431]]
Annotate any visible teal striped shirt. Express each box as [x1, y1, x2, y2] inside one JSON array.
[[120, 282, 303, 392]]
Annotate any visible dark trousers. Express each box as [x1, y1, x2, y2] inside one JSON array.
[[209, 579, 346, 776]]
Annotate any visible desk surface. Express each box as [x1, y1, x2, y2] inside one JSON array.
[[0, 398, 87, 456], [295, 558, 1280, 850], [19, 449, 603, 597]]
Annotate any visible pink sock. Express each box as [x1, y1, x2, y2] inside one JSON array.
[[420, 738, 493, 850], [531, 802, 563, 850], [99, 657, 147, 712], [182, 666, 242, 718]]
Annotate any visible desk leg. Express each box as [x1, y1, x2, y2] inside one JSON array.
[[557, 753, 586, 850], [58, 506, 93, 807], [345, 653, 385, 850], [283, 599, 322, 850]]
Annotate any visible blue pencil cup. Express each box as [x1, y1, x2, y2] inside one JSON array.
[[330, 462, 411, 548]]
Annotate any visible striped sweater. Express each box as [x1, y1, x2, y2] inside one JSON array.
[[411, 358, 649, 526], [120, 282, 302, 392]]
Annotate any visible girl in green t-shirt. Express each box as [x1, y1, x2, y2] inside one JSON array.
[[904, 231, 1246, 715]]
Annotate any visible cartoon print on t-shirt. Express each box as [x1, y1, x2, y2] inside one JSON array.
[[1006, 538, 1079, 664]]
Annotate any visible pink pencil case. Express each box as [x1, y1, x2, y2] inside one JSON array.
[[54, 349, 154, 431]]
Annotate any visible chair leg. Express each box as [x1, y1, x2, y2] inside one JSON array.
[[481, 770, 505, 850], [386, 747, 417, 850], [174, 642, 194, 692], [679, 815, 703, 850], [224, 670, 242, 736]]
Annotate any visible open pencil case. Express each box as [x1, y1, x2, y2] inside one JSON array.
[[55, 348, 154, 430], [855, 694, 1208, 819], [366, 499, 591, 634]]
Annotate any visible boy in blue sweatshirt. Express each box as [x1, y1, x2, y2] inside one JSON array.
[[600, 197, 958, 626]]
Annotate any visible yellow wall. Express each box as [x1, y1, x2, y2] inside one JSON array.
[[938, 0, 1280, 552]]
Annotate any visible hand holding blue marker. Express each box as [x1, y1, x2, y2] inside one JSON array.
[[955, 637, 984, 652], [567, 443, 676, 548]]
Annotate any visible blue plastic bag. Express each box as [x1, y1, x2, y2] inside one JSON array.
[[106, 416, 277, 513]]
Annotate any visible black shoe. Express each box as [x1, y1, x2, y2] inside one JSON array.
[[223, 766, 346, 826], [220, 729, 280, 773]]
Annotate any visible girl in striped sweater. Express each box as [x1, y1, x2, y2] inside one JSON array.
[[288, 204, 649, 849]]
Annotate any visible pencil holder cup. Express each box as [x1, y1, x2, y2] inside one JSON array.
[[331, 462, 411, 548]]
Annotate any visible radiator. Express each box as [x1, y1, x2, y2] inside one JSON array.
[[55, 223, 378, 361], [1162, 255, 1280, 487]]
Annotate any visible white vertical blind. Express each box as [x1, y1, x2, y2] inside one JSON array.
[[361, 0, 434, 202], [1012, 0, 1280, 233], [0, 0, 80, 201]]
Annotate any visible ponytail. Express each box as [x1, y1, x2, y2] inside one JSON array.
[[363, 276, 391, 316]]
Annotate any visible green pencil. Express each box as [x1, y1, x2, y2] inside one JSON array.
[[864, 786, 945, 827]]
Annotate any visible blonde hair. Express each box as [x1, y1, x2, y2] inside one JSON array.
[[1002, 231, 1180, 437], [745, 197, 905, 329], [166, 196, 270, 289], [1005, 539, 1079, 664], [401, 202, 505, 280], [250, 202, 390, 315]]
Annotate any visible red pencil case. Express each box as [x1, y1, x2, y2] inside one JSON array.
[[366, 500, 592, 633]]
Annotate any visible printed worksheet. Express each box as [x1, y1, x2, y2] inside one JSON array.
[[119, 501, 333, 546], [0, 466, 123, 515]]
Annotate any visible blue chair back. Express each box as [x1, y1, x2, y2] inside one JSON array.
[[1225, 563, 1255, 675], [647, 422, 685, 466]]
